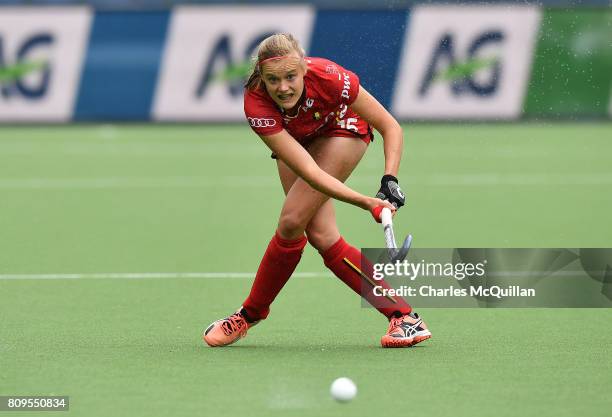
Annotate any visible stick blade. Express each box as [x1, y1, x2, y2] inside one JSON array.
[[390, 234, 412, 262]]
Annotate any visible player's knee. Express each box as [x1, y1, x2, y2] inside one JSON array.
[[305, 229, 326, 251], [278, 213, 307, 239], [305, 228, 338, 252]]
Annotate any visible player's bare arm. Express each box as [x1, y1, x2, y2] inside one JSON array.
[[349, 86, 404, 177], [259, 129, 394, 213], [349, 86, 406, 210]]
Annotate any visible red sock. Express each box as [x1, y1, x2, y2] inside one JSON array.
[[320, 236, 412, 318], [242, 232, 307, 321]]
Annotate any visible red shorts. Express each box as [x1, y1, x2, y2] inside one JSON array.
[[270, 121, 374, 159], [319, 124, 374, 145], [317, 111, 373, 144]]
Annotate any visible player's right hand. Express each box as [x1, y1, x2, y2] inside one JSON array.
[[367, 198, 395, 223]]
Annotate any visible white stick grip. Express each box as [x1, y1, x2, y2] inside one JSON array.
[[381, 207, 393, 228], [381, 207, 397, 249]]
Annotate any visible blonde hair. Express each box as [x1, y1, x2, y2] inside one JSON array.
[[245, 33, 306, 91]]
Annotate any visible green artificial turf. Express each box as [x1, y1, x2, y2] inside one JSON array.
[[1, 123, 611, 416]]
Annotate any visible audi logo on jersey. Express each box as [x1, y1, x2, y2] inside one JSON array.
[[248, 117, 277, 128]]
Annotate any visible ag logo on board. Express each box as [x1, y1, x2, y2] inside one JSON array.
[[0, 8, 91, 122], [419, 31, 503, 97], [195, 32, 274, 100], [153, 6, 314, 121], [392, 6, 541, 120], [0, 34, 52, 100]]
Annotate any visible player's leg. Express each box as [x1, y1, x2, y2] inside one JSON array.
[[299, 137, 430, 347], [305, 202, 412, 317], [299, 139, 414, 319], [311, 206, 431, 347]]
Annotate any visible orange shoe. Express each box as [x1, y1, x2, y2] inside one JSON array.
[[203, 308, 258, 347], [381, 312, 431, 348]]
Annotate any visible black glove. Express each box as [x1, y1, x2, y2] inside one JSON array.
[[376, 175, 405, 209]]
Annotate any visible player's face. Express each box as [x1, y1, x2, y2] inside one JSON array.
[[261, 54, 306, 111]]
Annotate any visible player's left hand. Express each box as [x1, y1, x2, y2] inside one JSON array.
[[376, 175, 405, 209]]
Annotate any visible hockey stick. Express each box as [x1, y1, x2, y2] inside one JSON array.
[[380, 207, 412, 263]]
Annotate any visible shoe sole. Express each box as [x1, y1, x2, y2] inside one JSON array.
[[202, 331, 242, 347], [381, 332, 431, 348]]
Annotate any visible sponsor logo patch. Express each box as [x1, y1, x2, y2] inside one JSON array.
[[248, 117, 277, 128], [299, 97, 315, 114], [325, 64, 339, 75], [341, 72, 351, 100]]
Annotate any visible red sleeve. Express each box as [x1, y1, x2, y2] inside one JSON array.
[[313, 60, 361, 106], [243, 90, 283, 136]]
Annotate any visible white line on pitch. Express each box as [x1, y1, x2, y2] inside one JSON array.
[[1, 173, 612, 190], [0, 272, 333, 280], [0, 176, 278, 190]]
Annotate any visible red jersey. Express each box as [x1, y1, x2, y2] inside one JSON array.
[[243, 57, 371, 143]]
